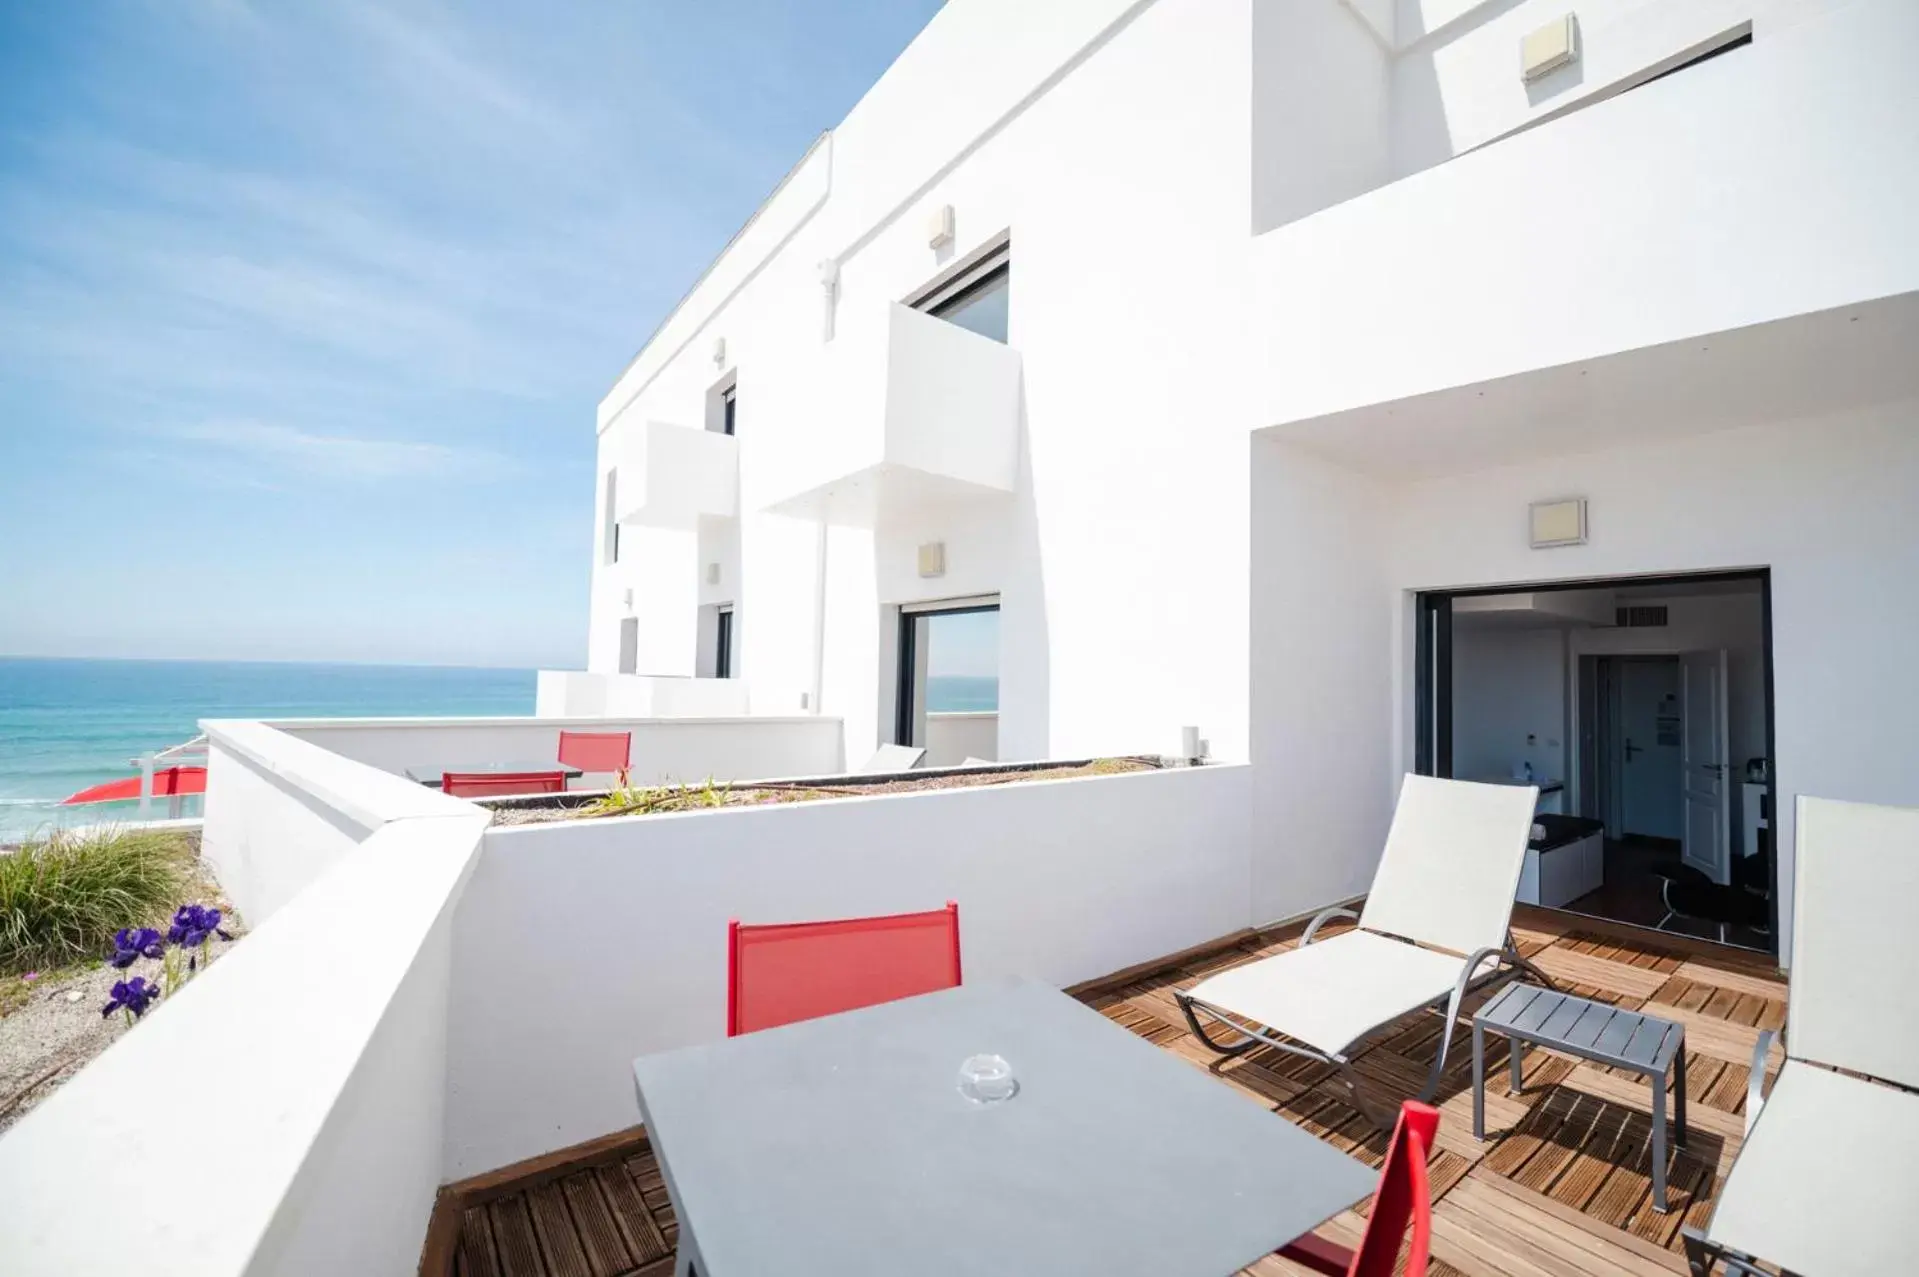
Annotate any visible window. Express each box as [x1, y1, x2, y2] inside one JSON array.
[[617, 617, 638, 674], [912, 240, 1011, 345], [715, 605, 734, 678], [895, 598, 1000, 760], [707, 375, 738, 435], [603, 471, 620, 565]]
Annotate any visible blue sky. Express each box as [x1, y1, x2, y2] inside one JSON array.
[[0, 0, 943, 670]]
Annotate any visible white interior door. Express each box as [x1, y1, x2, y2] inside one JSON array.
[[1681, 649, 1732, 883], [1619, 659, 1682, 840]]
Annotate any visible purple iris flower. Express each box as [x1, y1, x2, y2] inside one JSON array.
[[167, 904, 232, 949], [101, 976, 161, 1019], [108, 927, 165, 969]]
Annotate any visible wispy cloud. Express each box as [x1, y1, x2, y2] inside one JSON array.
[[170, 421, 509, 482]]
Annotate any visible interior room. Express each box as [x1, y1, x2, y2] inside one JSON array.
[[1440, 573, 1773, 951]]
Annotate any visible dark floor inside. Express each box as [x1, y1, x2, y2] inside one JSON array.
[[1563, 837, 1772, 954]]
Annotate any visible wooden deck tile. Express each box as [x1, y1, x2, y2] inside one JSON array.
[[485, 1197, 547, 1277], [456, 1206, 503, 1277], [1527, 948, 1671, 1001]]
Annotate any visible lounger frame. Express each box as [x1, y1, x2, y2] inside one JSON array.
[[1174, 905, 1555, 1109]]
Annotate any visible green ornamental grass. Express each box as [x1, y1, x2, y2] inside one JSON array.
[[0, 827, 188, 973]]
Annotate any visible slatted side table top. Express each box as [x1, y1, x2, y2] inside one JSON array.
[[1472, 983, 1689, 1211], [1477, 984, 1685, 1072]]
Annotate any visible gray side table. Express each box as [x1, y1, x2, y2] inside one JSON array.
[[1473, 984, 1688, 1211]]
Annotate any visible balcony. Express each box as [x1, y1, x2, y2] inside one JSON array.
[[0, 716, 1807, 1275], [615, 419, 738, 527], [443, 909, 1778, 1276], [1253, 0, 1919, 433], [754, 302, 1021, 525]]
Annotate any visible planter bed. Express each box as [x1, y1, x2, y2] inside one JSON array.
[[484, 756, 1165, 826]]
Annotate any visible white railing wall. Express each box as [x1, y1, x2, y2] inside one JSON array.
[[272, 714, 844, 790], [922, 711, 998, 767], [0, 731, 489, 1277], [200, 719, 476, 924], [534, 671, 751, 718], [441, 762, 1252, 1177]]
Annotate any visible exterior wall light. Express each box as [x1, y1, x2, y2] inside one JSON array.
[[1529, 497, 1589, 548], [1521, 14, 1579, 82]]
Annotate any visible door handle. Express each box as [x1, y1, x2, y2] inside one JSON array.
[[1624, 740, 1641, 760], [1705, 763, 1725, 776]]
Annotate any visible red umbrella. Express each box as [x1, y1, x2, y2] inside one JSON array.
[[61, 766, 208, 806]]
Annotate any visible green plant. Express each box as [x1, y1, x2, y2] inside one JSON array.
[[582, 777, 732, 818], [0, 828, 189, 973]]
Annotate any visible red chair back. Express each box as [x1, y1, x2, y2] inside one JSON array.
[[728, 902, 962, 1036], [441, 770, 569, 798], [1277, 1099, 1439, 1277], [557, 730, 632, 775]]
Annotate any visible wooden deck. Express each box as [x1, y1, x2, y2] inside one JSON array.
[[434, 906, 1786, 1277]]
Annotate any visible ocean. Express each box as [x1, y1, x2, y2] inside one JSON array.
[[0, 658, 535, 841], [0, 658, 998, 840]]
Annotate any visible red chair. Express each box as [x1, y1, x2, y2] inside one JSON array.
[[727, 902, 962, 1036], [441, 770, 568, 799], [558, 730, 632, 779], [1277, 1100, 1439, 1277]]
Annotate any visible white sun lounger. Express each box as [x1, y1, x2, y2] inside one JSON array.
[[1684, 796, 1919, 1277], [1176, 774, 1553, 1108]]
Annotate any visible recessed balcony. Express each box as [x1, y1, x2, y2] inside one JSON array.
[[616, 419, 739, 527], [755, 302, 1021, 525]]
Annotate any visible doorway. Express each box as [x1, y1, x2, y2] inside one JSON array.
[[894, 598, 1000, 766], [1416, 570, 1775, 953]]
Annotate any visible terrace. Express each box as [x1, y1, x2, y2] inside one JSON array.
[[0, 713, 1795, 1276], [435, 910, 1782, 1277]]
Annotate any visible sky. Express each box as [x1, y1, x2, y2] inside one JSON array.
[[0, 0, 945, 670]]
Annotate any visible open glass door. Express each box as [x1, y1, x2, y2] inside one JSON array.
[[1681, 649, 1732, 884]]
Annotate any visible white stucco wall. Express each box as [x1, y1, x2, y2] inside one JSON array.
[[200, 719, 475, 923], [588, 0, 1269, 771], [1259, 0, 1919, 431], [442, 762, 1251, 1176], [274, 714, 845, 786], [0, 802, 486, 1277], [534, 671, 751, 718], [923, 711, 998, 766], [1250, 405, 1919, 964]]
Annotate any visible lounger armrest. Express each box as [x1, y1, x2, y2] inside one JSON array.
[[1746, 1029, 1777, 1135], [1301, 907, 1360, 946]]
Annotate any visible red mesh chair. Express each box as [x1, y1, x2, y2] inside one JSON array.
[[557, 730, 632, 778], [441, 770, 568, 799], [1277, 1100, 1439, 1277], [728, 902, 963, 1036]]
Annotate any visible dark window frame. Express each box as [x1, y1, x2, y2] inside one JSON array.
[[894, 601, 1000, 748], [1412, 567, 1777, 953], [715, 605, 735, 679], [720, 383, 737, 437]]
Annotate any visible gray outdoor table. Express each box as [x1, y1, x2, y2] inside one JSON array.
[[402, 760, 583, 786], [631, 976, 1378, 1277], [1473, 983, 1687, 1210]]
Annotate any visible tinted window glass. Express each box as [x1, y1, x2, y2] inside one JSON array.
[[929, 266, 1009, 343]]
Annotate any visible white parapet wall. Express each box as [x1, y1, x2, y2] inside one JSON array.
[[534, 671, 752, 718], [0, 745, 489, 1277], [201, 719, 478, 924], [441, 761, 1252, 1177], [271, 713, 844, 789], [922, 711, 998, 767]]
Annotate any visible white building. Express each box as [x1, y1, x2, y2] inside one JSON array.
[[585, 0, 1919, 955], [6, 1, 1918, 1270]]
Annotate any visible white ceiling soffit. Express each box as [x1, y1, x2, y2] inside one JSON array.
[[1265, 291, 1919, 480]]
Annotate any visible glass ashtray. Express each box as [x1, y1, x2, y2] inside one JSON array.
[[957, 1053, 1019, 1104]]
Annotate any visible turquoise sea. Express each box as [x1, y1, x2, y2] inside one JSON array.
[[0, 658, 535, 841], [0, 659, 998, 840]]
